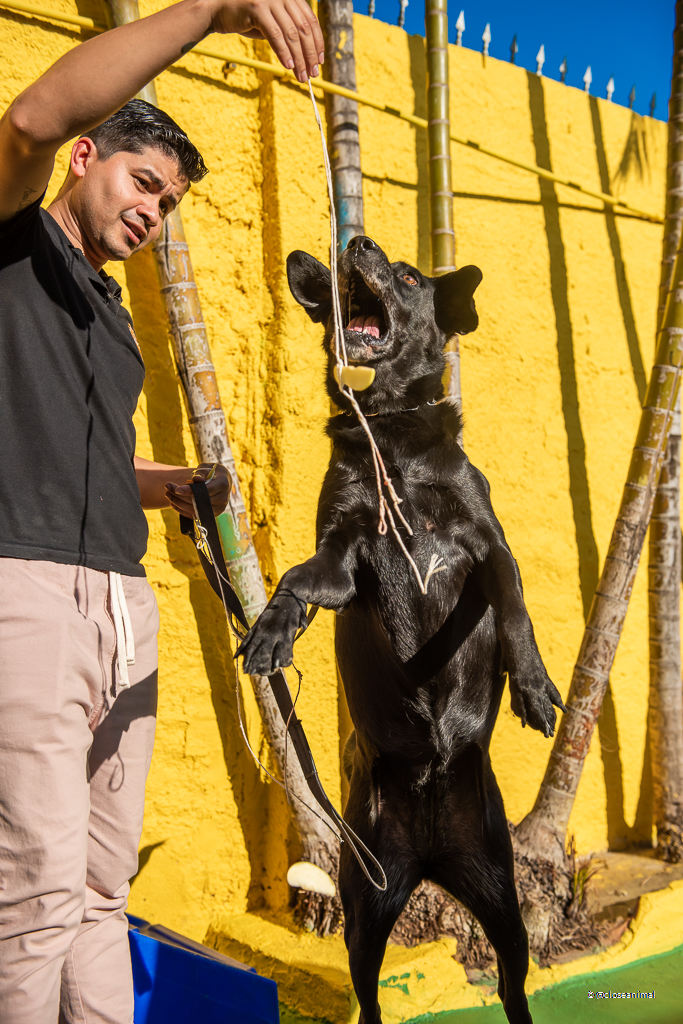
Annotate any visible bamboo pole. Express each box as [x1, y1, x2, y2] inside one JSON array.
[[149, 207, 268, 623], [648, 404, 683, 861], [648, 0, 683, 863], [107, 0, 337, 874], [426, 0, 455, 276], [0, 0, 663, 224], [516, 245, 683, 865], [657, 8, 683, 325], [425, 0, 461, 422], [319, 0, 364, 251]]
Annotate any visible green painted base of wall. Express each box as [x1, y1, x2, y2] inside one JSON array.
[[279, 1008, 333, 1024], [280, 945, 683, 1024]]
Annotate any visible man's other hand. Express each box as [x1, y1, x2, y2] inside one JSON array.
[[165, 462, 232, 518], [134, 455, 231, 515], [210, 0, 324, 83]]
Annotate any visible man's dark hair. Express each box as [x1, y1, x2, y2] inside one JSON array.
[[84, 98, 208, 184]]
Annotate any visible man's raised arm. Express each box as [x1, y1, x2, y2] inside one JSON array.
[[0, 0, 324, 222]]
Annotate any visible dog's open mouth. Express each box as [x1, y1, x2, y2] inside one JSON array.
[[343, 269, 388, 347]]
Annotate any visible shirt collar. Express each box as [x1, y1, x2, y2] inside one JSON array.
[[41, 209, 123, 303]]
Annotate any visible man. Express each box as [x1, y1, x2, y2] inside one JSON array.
[[0, 1, 324, 1020]]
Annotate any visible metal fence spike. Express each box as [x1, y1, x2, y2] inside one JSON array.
[[606, 76, 615, 101], [559, 57, 567, 83], [510, 33, 518, 63], [650, 92, 656, 117], [455, 9, 465, 45], [629, 84, 636, 109], [583, 65, 592, 93], [482, 22, 491, 56], [536, 44, 545, 76], [398, 0, 408, 29]]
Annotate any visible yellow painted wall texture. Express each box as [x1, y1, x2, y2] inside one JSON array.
[[0, 0, 672, 1002]]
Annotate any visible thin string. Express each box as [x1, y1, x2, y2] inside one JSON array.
[[192, 497, 345, 840], [233, 642, 387, 891], [190, 493, 388, 889], [233, 645, 343, 841], [283, 663, 303, 810], [307, 80, 443, 596], [193, 501, 307, 783]]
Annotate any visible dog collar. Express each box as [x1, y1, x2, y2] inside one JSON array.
[[365, 407, 418, 417], [342, 399, 441, 418]]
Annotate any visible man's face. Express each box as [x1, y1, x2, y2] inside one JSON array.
[[70, 142, 188, 263]]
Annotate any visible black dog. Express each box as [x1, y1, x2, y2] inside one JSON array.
[[238, 236, 565, 1024]]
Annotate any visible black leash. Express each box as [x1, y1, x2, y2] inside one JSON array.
[[180, 481, 387, 892], [180, 480, 249, 631]]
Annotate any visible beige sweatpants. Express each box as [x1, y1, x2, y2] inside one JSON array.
[[0, 558, 159, 1024]]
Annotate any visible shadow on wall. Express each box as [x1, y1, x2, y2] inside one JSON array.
[[589, 96, 647, 406], [589, 95, 653, 849], [124, 245, 269, 906], [73, 0, 109, 39], [612, 111, 652, 196], [526, 72, 653, 851], [526, 72, 600, 621], [1, 5, 82, 44], [130, 841, 167, 889]]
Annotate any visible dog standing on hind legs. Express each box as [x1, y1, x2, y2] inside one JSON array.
[[238, 235, 566, 1024]]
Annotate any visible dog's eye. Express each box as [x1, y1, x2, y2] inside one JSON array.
[[403, 274, 418, 285]]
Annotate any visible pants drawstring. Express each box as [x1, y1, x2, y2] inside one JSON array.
[[109, 572, 136, 690]]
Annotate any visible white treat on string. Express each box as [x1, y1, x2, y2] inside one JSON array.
[[307, 80, 445, 596]]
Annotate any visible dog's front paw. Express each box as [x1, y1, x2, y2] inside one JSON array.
[[236, 590, 307, 676], [509, 671, 567, 738]]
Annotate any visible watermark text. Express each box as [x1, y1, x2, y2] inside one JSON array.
[[587, 990, 655, 1000]]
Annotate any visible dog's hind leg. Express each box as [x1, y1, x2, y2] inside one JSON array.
[[434, 853, 531, 1023], [339, 852, 418, 1024], [338, 772, 420, 1024], [431, 763, 532, 1024], [458, 873, 531, 1024]]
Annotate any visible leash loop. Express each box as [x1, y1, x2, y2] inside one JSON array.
[[181, 481, 387, 893]]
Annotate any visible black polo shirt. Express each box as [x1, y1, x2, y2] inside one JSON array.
[[0, 199, 148, 576]]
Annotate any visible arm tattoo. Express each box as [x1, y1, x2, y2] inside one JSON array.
[[180, 26, 211, 55]]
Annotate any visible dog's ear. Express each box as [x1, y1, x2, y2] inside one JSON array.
[[432, 265, 483, 337], [287, 251, 332, 323]]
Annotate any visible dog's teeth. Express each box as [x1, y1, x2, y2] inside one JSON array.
[[347, 315, 381, 339]]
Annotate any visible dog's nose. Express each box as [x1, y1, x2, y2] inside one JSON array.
[[346, 235, 379, 253]]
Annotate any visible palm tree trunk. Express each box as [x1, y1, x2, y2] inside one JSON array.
[[425, 0, 461, 429], [516, 245, 683, 865], [107, 0, 337, 874], [648, 0, 683, 863], [319, 0, 364, 251]]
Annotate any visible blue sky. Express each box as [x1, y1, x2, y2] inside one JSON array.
[[351, 0, 673, 120]]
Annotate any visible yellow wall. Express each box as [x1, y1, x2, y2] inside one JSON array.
[[0, 0, 669, 980]]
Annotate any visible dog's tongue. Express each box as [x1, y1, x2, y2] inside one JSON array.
[[347, 315, 381, 339]]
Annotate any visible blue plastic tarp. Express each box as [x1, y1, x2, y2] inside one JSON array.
[[128, 920, 279, 1024]]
